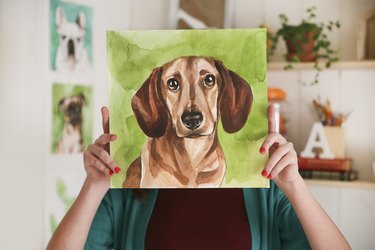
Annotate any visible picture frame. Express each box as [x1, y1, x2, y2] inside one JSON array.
[[357, 6, 375, 60], [107, 28, 269, 188], [168, 0, 234, 29]]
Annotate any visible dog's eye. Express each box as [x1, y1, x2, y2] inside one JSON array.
[[167, 78, 180, 91], [77, 37, 81, 42], [61, 35, 66, 40], [204, 74, 215, 87]]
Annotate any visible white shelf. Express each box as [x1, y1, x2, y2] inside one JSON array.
[[305, 179, 375, 189], [267, 61, 375, 71]]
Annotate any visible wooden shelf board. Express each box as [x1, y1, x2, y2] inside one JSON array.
[[305, 179, 375, 189], [267, 60, 375, 71]]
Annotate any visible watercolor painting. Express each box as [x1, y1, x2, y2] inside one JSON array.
[[50, 178, 76, 233], [107, 29, 269, 188], [44, 168, 85, 244], [50, 0, 93, 72], [51, 83, 93, 154]]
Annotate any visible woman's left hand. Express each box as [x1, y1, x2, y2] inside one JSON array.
[[260, 105, 302, 190]]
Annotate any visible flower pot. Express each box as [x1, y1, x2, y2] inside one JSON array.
[[285, 31, 316, 62]]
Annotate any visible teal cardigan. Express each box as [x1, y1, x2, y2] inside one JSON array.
[[85, 182, 310, 250]]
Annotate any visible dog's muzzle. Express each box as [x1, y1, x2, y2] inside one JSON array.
[[181, 111, 203, 130], [68, 39, 75, 56]]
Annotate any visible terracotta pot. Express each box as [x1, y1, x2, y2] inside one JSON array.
[[285, 31, 316, 62]]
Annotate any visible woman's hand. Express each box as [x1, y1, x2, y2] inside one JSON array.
[[83, 106, 121, 189], [47, 107, 123, 250], [260, 105, 302, 190], [259, 105, 351, 249]]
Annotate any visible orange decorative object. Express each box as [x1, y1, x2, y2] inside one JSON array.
[[268, 88, 286, 101]]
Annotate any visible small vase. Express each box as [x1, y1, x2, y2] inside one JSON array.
[[285, 31, 316, 62]]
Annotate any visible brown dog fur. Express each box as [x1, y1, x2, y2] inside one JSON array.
[[123, 56, 252, 188]]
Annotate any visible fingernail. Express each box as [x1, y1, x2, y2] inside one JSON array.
[[268, 174, 273, 179], [110, 134, 117, 140], [114, 166, 121, 174], [109, 170, 114, 176], [261, 170, 268, 177], [259, 147, 266, 154]]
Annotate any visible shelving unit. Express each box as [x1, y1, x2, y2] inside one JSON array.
[[305, 179, 375, 189], [306, 178, 375, 249], [267, 60, 375, 71]]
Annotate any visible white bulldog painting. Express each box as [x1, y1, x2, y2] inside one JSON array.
[[50, 1, 92, 73]]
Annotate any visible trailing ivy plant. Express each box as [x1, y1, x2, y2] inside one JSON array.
[[269, 6, 341, 85]]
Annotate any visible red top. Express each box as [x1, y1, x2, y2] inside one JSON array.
[[145, 188, 251, 250]]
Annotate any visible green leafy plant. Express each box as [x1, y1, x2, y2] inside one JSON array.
[[270, 6, 340, 84]]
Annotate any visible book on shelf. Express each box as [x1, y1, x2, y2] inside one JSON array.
[[298, 157, 352, 172], [300, 170, 358, 181]]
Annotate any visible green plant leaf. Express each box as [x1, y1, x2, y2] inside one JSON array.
[[271, 5, 341, 85]]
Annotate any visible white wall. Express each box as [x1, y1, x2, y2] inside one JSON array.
[[0, 0, 375, 249], [0, 1, 45, 249], [0, 0, 135, 249], [307, 181, 375, 249]]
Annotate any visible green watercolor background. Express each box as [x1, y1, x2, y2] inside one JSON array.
[[107, 29, 269, 188], [51, 83, 93, 154]]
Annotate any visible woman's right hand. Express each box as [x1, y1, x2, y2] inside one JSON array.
[[83, 106, 121, 189]]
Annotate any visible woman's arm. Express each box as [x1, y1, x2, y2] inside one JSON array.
[[46, 107, 120, 250], [260, 105, 351, 250]]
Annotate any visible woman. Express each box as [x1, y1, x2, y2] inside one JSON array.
[[46, 105, 350, 250]]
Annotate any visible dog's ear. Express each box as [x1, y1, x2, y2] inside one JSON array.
[[215, 60, 253, 133], [55, 7, 66, 29], [78, 93, 86, 105], [58, 98, 66, 112], [76, 12, 86, 30], [131, 67, 168, 138]]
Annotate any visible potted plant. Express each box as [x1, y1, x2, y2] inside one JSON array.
[[269, 7, 341, 84]]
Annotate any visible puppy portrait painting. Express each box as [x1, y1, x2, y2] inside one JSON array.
[[107, 29, 269, 188], [50, 0, 93, 73], [51, 83, 93, 154], [57, 93, 86, 153]]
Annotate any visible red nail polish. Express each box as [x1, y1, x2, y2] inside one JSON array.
[[261, 170, 268, 177], [268, 174, 273, 179], [114, 166, 121, 173], [260, 147, 266, 154], [109, 170, 114, 176]]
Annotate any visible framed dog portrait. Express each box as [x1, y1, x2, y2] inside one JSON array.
[[51, 83, 93, 154], [50, 0, 93, 73], [107, 29, 269, 188]]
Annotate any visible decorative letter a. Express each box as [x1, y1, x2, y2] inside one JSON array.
[[300, 122, 334, 159]]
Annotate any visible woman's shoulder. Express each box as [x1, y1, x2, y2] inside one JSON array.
[[243, 181, 291, 214], [243, 181, 283, 198], [103, 189, 137, 204], [102, 189, 158, 209]]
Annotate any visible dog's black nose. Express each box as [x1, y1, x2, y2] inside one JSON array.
[[68, 39, 75, 56], [181, 111, 203, 130]]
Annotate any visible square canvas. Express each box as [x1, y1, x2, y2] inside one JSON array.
[[107, 29, 269, 188]]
